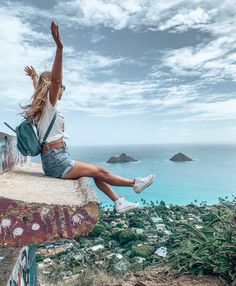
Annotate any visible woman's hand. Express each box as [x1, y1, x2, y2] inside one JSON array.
[[51, 21, 63, 49], [24, 65, 37, 78], [24, 65, 38, 90]]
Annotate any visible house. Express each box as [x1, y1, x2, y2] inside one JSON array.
[[106, 253, 123, 260], [155, 223, 165, 231], [86, 244, 104, 252], [133, 228, 144, 234], [43, 258, 52, 264], [151, 216, 163, 224], [45, 244, 54, 250], [136, 257, 146, 263], [155, 247, 167, 258], [74, 254, 83, 260]]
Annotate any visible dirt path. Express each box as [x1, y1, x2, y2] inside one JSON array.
[[108, 267, 225, 286]]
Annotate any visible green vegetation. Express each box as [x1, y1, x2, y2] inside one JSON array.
[[168, 204, 236, 285], [129, 244, 155, 258], [88, 224, 106, 238], [111, 229, 139, 246], [37, 197, 235, 286]]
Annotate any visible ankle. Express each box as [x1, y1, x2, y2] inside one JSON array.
[[114, 197, 124, 203], [131, 179, 135, 186]]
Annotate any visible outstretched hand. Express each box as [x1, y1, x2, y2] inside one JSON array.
[[51, 21, 63, 48], [24, 65, 37, 78]]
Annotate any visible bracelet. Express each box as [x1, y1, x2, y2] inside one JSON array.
[[31, 74, 38, 79]]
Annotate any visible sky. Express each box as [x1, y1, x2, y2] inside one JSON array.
[[0, 0, 236, 146]]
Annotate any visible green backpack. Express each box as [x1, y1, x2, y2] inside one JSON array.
[[4, 112, 57, 157]]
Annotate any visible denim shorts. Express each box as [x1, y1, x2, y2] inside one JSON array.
[[40, 146, 77, 179]]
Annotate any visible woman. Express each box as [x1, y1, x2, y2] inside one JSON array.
[[21, 21, 156, 214]]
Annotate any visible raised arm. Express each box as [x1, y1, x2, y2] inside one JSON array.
[[49, 21, 64, 107], [24, 65, 38, 90]]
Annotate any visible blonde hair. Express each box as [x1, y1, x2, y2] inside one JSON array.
[[19, 71, 51, 125]]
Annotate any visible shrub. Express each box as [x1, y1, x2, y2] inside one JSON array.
[[89, 224, 106, 237], [111, 230, 139, 246], [129, 245, 155, 258], [168, 207, 236, 285]]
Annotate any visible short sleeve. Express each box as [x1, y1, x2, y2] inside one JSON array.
[[47, 92, 58, 110]]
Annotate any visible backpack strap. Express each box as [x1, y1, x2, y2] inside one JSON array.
[[3, 122, 16, 133], [41, 111, 57, 146]]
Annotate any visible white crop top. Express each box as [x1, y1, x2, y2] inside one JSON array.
[[37, 92, 70, 144]]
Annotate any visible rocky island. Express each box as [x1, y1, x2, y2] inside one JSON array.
[[169, 152, 193, 162], [107, 153, 138, 163]]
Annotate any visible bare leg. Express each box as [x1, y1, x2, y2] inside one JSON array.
[[101, 170, 135, 187], [94, 178, 120, 201], [64, 161, 135, 187]]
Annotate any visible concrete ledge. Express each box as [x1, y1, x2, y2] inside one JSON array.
[[0, 162, 101, 247]]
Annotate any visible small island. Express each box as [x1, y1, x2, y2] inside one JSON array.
[[107, 153, 138, 163], [169, 152, 193, 162]]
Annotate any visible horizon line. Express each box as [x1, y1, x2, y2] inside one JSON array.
[[69, 141, 236, 147]]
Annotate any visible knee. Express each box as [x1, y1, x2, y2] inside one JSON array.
[[93, 177, 99, 186], [96, 167, 110, 179]]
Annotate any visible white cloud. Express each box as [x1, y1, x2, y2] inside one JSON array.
[[54, 0, 210, 31], [65, 50, 127, 76], [159, 8, 210, 32], [1, 0, 236, 124], [228, 126, 236, 131], [161, 36, 235, 81], [177, 98, 236, 121], [161, 126, 171, 130], [55, 0, 131, 30], [90, 30, 106, 43], [0, 8, 54, 109]]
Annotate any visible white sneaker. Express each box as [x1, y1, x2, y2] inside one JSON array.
[[114, 197, 139, 214], [133, 174, 156, 194]]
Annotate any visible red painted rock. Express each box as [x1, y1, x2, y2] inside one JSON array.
[[0, 163, 100, 247]]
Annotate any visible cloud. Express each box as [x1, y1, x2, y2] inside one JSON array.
[[0, 7, 54, 109], [228, 125, 236, 131], [90, 30, 106, 43], [158, 8, 210, 32], [64, 50, 128, 80], [186, 98, 236, 121], [160, 35, 236, 82], [1, 0, 236, 125], [161, 126, 171, 130], [54, 0, 211, 31], [2, 0, 235, 36], [165, 97, 236, 121], [162, 36, 236, 78], [52, 0, 235, 37]]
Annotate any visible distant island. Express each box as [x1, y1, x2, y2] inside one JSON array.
[[107, 153, 138, 163], [169, 152, 193, 162]]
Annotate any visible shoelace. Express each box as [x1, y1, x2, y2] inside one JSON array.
[[136, 176, 151, 184]]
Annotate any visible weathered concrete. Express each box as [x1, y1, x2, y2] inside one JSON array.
[[0, 131, 100, 285], [0, 162, 101, 247], [0, 131, 101, 246]]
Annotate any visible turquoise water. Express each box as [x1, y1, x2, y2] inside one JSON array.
[[32, 143, 236, 208]]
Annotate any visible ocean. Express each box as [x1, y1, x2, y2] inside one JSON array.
[[32, 143, 236, 208]]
